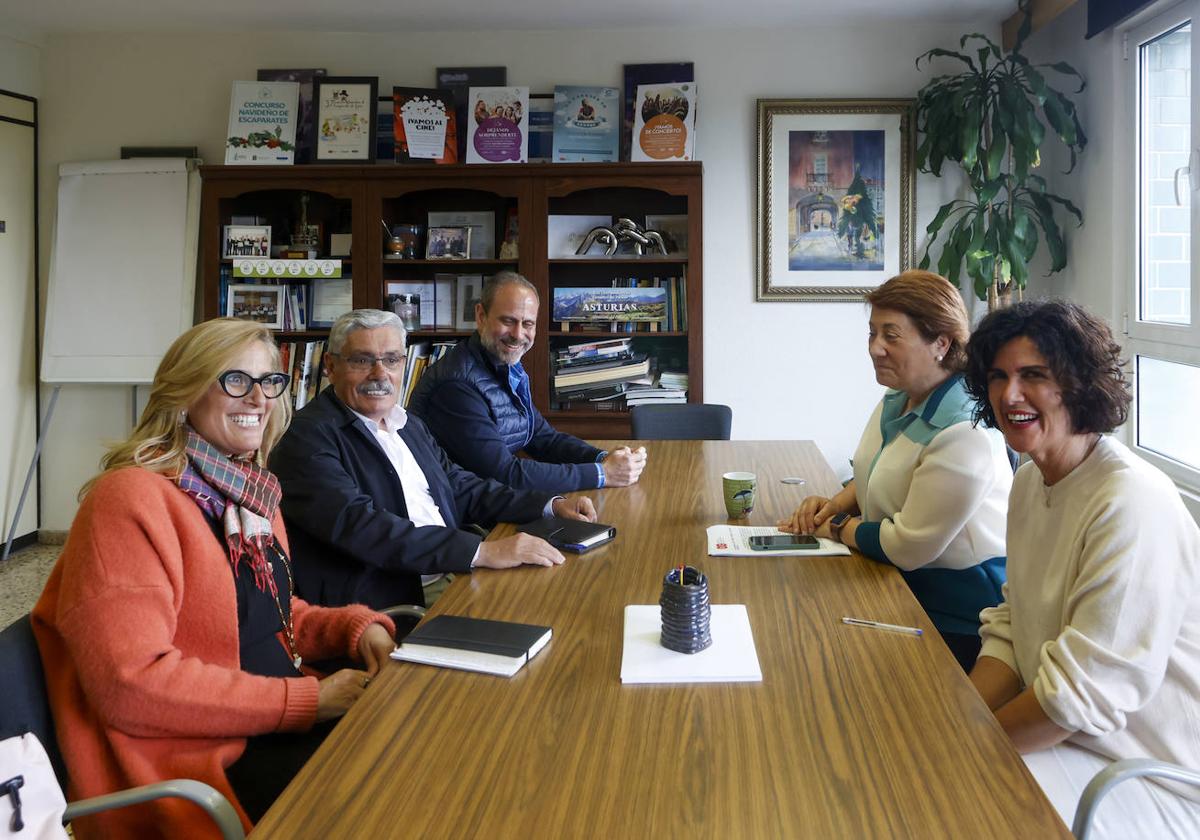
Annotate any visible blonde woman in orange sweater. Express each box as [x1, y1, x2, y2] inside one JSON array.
[[33, 318, 396, 840]]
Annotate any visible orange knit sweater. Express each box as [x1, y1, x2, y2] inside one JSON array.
[[32, 467, 393, 839]]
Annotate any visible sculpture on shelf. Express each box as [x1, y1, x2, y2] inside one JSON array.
[[575, 217, 669, 257]]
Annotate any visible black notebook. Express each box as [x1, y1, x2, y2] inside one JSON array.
[[518, 516, 617, 553], [390, 615, 552, 677]]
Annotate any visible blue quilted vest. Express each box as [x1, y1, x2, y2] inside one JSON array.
[[408, 333, 532, 454]]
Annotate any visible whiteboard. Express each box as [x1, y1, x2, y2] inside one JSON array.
[[42, 158, 200, 384]]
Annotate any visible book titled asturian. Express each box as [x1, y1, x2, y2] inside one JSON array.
[[552, 286, 668, 322], [225, 80, 299, 165], [552, 85, 620, 162]]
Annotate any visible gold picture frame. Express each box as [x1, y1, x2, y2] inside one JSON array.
[[755, 98, 916, 302]]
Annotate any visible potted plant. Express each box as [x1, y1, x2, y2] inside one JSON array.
[[915, 6, 1087, 307]]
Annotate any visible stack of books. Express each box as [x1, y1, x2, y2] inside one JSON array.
[[624, 370, 687, 406], [553, 338, 651, 408]]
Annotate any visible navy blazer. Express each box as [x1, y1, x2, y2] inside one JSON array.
[[408, 332, 603, 493], [269, 388, 554, 609]]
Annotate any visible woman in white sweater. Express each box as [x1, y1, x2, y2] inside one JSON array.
[[963, 300, 1200, 837], [781, 271, 1013, 670]]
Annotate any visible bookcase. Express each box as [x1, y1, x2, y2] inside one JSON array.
[[198, 162, 702, 438]]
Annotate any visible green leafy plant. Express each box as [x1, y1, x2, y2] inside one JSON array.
[[915, 7, 1087, 303]]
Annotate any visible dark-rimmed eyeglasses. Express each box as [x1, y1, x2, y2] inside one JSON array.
[[217, 370, 291, 399], [330, 352, 407, 371]]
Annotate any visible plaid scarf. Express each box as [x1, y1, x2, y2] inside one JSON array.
[[178, 429, 283, 594]]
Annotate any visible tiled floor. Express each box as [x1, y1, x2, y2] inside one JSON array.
[[1, 542, 60, 629]]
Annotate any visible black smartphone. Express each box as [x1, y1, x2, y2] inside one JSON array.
[[748, 534, 821, 550]]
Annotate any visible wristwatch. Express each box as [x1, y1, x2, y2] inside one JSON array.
[[829, 512, 852, 543]]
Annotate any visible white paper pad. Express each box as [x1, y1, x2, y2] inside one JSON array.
[[620, 604, 763, 684], [706, 525, 851, 557]]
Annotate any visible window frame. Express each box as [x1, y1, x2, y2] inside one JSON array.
[[1124, 0, 1200, 492]]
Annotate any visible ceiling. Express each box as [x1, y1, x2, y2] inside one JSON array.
[[2, 0, 1020, 36]]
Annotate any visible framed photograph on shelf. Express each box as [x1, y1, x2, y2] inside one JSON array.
[[223, 225, 271, 258], [227, 284, 285, 329], [427, 211, 494, 259], [314, 76, 379, 163], [644, 214, 688, 257], [756, 98, 915, 302], [426, 225, 472, 260], [309, 277, 353, 328], [455, 275, 484, 330]]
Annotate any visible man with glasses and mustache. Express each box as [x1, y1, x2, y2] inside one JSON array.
[[270, 308, 597, 611], [409, 271, 646, 492]]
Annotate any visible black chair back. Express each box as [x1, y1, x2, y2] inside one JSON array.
[[0, 615, 68, 787], [630, 404, 733, 441]]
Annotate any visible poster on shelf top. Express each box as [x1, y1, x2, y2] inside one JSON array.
[[314, 76, 379, 163], [256, 69, 325, 163], [631, 83, 696, 162], [225, 81, 299, 165], [436, 66, 507, 160], [466, 86, 529, 164], [393, 87, 457, 163], [527, 94, 554, 163], [552, 86, 620, 162], [622, 62, 694, 161]]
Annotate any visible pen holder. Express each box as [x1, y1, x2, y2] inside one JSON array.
[[660, 566, 712, 654]]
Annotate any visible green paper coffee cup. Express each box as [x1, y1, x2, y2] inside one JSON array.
[[722, 471, 757, 518]]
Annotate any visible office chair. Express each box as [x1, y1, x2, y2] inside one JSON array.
[[1072, 758, 1200, 839], [0, 615, 244, 840], [630, 403, 733, 440]]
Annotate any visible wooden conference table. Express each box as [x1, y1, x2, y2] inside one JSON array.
[[254, 441, 1069, 838]]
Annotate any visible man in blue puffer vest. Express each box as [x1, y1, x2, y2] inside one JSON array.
[[409, 271, 646, 493]]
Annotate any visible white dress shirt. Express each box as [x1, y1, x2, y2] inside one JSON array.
[[348, 403, 453, 579]]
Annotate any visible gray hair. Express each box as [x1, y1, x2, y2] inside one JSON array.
[[327, 309, 407, 354], [480, 270, 539, 313]]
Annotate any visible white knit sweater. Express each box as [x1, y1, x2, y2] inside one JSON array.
[[979, 437, 1200, 796]]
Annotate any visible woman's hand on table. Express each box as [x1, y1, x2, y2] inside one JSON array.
[[316, 668, 369, 722], [357, 622, 395, 677], [779, 495, 836, 535]]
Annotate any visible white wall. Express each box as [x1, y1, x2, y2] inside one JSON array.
[[0, 23, 42, 98], [1020, 2, 1120, 320], [35, 23, 981, 529]]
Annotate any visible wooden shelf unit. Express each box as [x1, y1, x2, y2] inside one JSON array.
[[198, 162, 703, 438]]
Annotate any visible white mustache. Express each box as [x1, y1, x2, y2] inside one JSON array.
[[358, 380, 394, 395]]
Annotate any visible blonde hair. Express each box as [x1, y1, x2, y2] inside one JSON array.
[[80, 318, 290, 499]]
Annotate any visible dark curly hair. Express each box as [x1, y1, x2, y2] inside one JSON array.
[[963, 300, 1131, 433]]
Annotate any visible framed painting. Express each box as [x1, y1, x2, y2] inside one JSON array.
[[756, 98, 916, 302]]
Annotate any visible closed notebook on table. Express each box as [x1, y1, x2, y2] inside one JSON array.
[[390, 615, 552, 677], [518, 516, 616, 552]]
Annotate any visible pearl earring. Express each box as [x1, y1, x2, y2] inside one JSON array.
[[935, 355, 943, 363], [179, 409, 188, 424]]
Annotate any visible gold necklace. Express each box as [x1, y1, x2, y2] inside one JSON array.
[[267, 545, 302, 670]]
